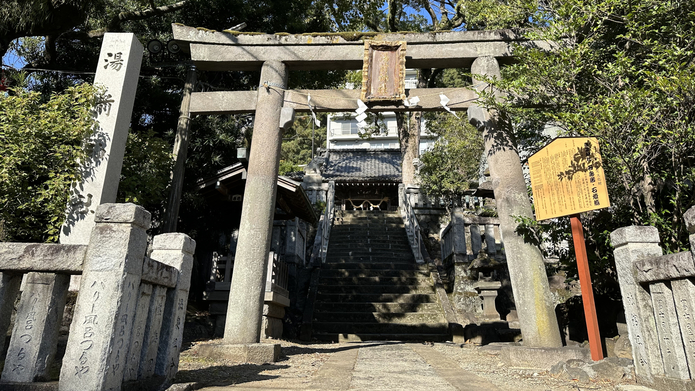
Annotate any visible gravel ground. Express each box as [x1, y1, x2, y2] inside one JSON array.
[[174, 340, 332, 389], [172, 339, 639, 390], [431, 342, 634, 391]]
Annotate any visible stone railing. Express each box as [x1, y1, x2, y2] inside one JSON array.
[[399, 185, 424, 264], [440, 212, 503, 264], [610, 206, 695, 390], [439, 208, 506, 321], [0, 203, 195, 391], [265, 252, 289, 297]]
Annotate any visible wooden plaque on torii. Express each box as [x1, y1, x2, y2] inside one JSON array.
[[361, 41, 407, 102]]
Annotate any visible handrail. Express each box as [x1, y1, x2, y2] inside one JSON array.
[[265, 251, 289, 296], [399, 184, 424, 264], [320, 181, 336, 263]]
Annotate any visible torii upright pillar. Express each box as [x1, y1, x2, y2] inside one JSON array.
[[468, 56, 562, 348], [224, 60, 287, 345]]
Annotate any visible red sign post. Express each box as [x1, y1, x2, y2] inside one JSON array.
[[570, 214, 604, 360], [528, 137, 610, 361]]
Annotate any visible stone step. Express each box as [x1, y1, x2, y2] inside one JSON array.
[[315, 301, 442, 313], [325, 250, 414, 259], [321, 262, 425, 271], [331, 224, 405, 234], [328, 242, 412, 251], [315, 292, 436, 304], [312, 321, 449, 334], [334, 220, 405, 226], [317, 284, 434, 295], [325, 257, 415, 264], [318, 276, 430, 285], [335, 212, 402, 219], [328, 237, 410, 245], [329, 235, 408, 243], [319, 269, 430, 278], [312, 332, 450, 342], [314, 311, 446, 323]]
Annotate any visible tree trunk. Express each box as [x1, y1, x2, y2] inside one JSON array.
[[469, 56, 562, 348], [399, 69, 432, 186]]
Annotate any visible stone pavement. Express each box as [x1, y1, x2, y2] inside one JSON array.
[[188, 342, 501, 391]]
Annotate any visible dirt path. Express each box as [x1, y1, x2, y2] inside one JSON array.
[[172, 340, 641, 391]]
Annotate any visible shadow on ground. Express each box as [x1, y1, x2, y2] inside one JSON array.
[[173, 363, 289, 388], [279, 340, 402, 358]]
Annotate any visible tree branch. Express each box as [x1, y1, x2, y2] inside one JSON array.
[[108, 1, 187, 31], [387, 0, 399, 32], [422, 0, 439, 26], [428, 68, 443, 87]]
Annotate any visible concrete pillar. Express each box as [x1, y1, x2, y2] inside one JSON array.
[[224, 60, 287, 344], [59, 203, 149, 391], [610, 226, 665, 379], [468, 56, 562, 348]]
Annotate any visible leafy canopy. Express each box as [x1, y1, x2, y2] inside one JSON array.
[[0, 84, 101, 242]]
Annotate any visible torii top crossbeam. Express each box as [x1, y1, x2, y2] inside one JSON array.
[[172, 24, 544, 71], [172, 24, 550, 114]]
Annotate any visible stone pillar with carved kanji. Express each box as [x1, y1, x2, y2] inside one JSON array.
[[59, 204, 149, 391]]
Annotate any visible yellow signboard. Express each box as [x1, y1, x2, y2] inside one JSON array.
[[528, 137, 610, 221]]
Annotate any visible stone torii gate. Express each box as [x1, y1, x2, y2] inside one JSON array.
[[172, 24, 562, 357]]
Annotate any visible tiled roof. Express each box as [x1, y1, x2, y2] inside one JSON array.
[[322, 149, 402, 182]]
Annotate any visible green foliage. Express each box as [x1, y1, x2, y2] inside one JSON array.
[[454, 0, 543, 30], [117, 128, 173, 225], [0, 84, 100, 242], [475, 0, 695, 298], [419, 113, 484, 203], [492, 0, 695, 254], [279, 115, 326, 175]]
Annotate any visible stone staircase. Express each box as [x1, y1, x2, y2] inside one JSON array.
[[312, 210, 450, 342]]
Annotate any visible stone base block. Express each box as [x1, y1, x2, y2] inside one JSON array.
[[501, 345, 590, 371], [263, 316, 284, 339], [0, 382, 59, 390], [338, 333, 363, 343], [638, 375, 695, 391], [196, 342, 281, 364]]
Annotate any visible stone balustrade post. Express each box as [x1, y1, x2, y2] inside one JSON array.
[[0, 273, 21, 356], [153, 233, 196, 385], [686, 206, 695, 256], [610, 226, 665, 380], [59, 203, 150, 391], [2, 272, 70, 382], [485, 224, 496, 255], [470, 223, 482, 256], [123, 283, 153, 382], [451, 207, 467, 258]]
